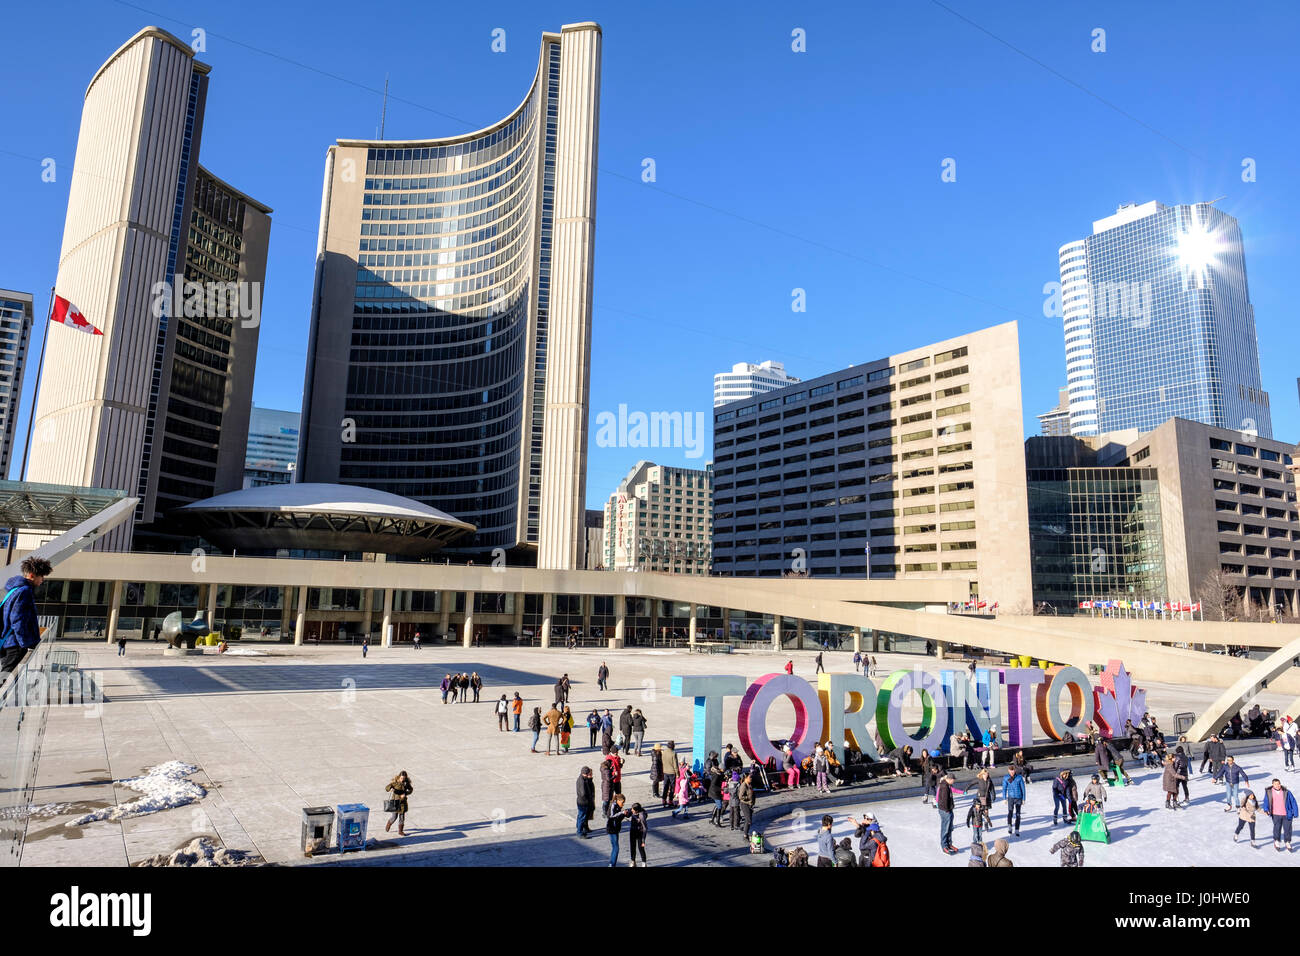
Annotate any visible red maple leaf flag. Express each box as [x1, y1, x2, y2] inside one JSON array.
[[51, 294, 103, 335]]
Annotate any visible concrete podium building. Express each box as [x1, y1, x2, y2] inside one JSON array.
[[712, 322, 1033, 612], [24, 27, 270, 551], [299, 23, 601, 570]]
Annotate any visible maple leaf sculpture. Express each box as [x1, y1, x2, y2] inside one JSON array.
[[1093, 660, 1147, 738]]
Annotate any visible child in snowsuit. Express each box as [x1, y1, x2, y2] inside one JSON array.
[[1049, 830, 1085, 867]]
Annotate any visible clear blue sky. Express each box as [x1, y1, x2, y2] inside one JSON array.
[[2, 0, 1297, 505]]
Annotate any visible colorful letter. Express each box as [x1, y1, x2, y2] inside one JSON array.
[[671, 675, 747, 771], [817, 672, 881, 762], [876, 669, 948, 754], [939, 668, 1002, 747], [1035, 665, 1096, 740], [737, 673, 823, 765], [1001, 667, 1046, 746]]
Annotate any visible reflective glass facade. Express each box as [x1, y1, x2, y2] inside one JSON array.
[[1058, 202, 1271, 438], [1027, 466, 1166, 613]]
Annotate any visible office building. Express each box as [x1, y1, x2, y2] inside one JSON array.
[[1057, 201, 1270, 438], [298, 23, 601, 569], [244, 406, 300, 488], [603, 461, 712, 574], [1036, 387, 1071, 437], [1027, 418, 1299, 616], [25, 27, 270, 550], [712, 321, 1033, 610], [0, 290, 34, 478], [714, 360, 800, 407]]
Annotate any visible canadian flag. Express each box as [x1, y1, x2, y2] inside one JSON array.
[[51, 294, 102, 335]]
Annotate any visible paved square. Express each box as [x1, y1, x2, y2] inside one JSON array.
[[20, 642, 1296, 866]]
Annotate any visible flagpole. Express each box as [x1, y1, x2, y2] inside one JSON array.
[[6, 287, 54, 566]]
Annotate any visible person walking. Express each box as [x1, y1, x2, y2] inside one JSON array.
[[560, 706, 574, 754], [1235, 789, 1259, 847], [543, 703, 563, 755], [528, 707, 542, 753], [600, 750, 624, 817], [1278, 722, 1296, 771], [600, 710, 615, 754], [413, 630, 421, 651], [814, 651, 824, 674], [853, 651, 862, 673], [816, 815, 836, 867], [870, 655, 878, 677], [630, 708, 647, 756], [116, 636, 127, 657], [783, 660, 794, 675], [1162, 755, 1187, 810], [707, 764, 726, 827], [440, 674, 451, 704], [0, 556, 53, 674], [1052, 769, 1078, 825], [361, 638, 369, 659], [384, 770, 413, 836], [1201, 734, 1227, 781], [1173, 745, 1191, 806], [471, 672, 482, 703], [605, 794, 628, 866], [597, 661, 609, 692], [937, 772, 957, 854], [661, 742, 680, 809], [495, 694, 510, 731], [1002, 765, 1026, 836], [628, 802, 648, 867], [671, 764, 691, 819], [1222, 756, 1250, 812], [736, 771, 756, 835], [1262, 778, 1297, 851], [511, 692, 523, 732], [586, 709, 601, 749], [1049, 830, 1085, 867], [575, 766, 595, 838], [618, 705, 634, 755], [559, 674, 571, 705]]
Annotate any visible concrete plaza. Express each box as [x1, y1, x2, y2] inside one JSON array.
[[19, 642, 1295, 867]]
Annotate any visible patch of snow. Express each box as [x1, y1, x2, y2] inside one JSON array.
[[67, 761, 206, 826], [222, 648, 268, 656], [136, 836, 263, 867], [0, 803, 78, 821]]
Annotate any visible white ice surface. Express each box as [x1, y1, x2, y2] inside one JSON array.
[[766, 749, 1299, 867]]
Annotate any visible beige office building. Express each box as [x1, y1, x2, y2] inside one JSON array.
[[1122, 418, 1299, 616], [25, 27, 270, 550], [603, 461, 712, 574], [299, 23, 601, 570], [713, 321, 1033, 611]]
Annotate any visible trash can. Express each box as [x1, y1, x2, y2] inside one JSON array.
[[336, 803, 369, 852], [301, 806, 334, 856]]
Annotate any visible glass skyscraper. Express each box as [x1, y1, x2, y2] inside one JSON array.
[[1057, 201, 1271, 439], [299, 24, 601, 569]]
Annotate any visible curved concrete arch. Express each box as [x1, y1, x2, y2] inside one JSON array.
[[1186, 636, 1300, 742]]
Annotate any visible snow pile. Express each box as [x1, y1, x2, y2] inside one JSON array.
[[67, 761, 206, 826], [0, 803, 78, 821], [222, 648, 268, 656], [136, 837, 263, 867]]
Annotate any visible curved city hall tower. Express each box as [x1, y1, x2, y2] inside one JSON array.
[[300, 23, 600, 569], [27, 27, 270, 551]]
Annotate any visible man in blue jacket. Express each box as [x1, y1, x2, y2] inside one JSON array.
[[1, 556, 53, 673], [1221, 756, 1250, 813], [1002, 765, 1027, 836]]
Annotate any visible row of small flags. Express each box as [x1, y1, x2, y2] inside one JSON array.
[[1079, 600, 1202, 612], [959, 600, 998, 610]]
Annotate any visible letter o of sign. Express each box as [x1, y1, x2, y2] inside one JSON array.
[[738, 673, 823, 765], [877, 669, 948, 753], [1035, 666, 1096, 740]]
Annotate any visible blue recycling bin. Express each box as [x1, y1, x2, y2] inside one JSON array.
[[336, 803, 369, 852]]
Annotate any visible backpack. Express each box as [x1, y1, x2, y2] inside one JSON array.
[[749, 832, 764, 854], [870, 840, 891, 867], [771, 846, 788, 867]]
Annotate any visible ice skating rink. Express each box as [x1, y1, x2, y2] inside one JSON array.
[[766, 749, 1298, 867]]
